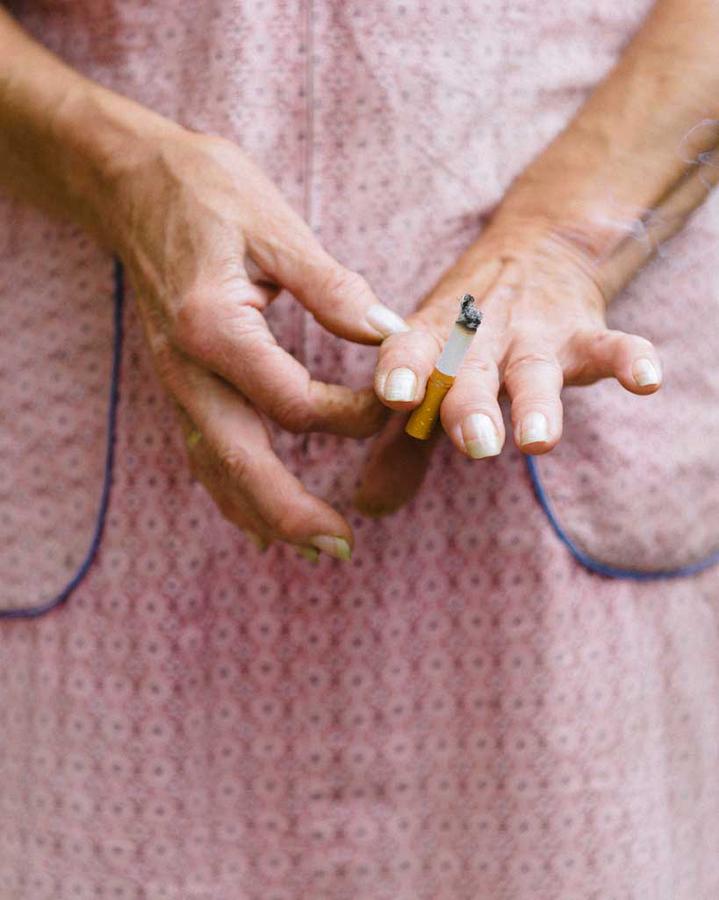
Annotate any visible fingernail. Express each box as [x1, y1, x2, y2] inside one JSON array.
[[462, 413, 502, 459], [633, 358, 661, 387], [296, 546, 320, 563], [366, 304, 411, 338], [309, 535, 352, 561], [383, 367, 417, 402], [520, 412, 549, 446]]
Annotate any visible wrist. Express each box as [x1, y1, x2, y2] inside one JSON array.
[[50, 82, 189, 246], [496, 162, 644, 271], [477, 208, 618, 311]]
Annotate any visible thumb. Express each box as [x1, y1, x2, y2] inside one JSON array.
[[248, 220, 409, 344]]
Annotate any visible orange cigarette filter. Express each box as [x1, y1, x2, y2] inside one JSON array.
[[405, 369, 455, 439], [405, 294, 482, 441]]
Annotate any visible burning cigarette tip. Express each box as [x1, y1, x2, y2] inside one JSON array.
[[456, 294, 482, 332]]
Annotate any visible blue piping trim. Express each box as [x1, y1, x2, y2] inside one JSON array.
[[525, 454, 719, 580], [0, 259, 124, 619]]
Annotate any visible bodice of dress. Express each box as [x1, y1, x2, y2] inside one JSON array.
[[2, 0, 718, 612]]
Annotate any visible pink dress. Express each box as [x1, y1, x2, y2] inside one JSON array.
[[2, 1, 719, 897]]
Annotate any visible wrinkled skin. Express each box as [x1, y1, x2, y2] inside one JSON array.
[[0, 0, 716, 559], [114, 135, 661, 539], [354, 217, 662, 516], [113, 133, 409, 556]]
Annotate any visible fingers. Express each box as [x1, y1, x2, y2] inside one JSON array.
[[205, 136, 409, 343], [171, 357, 355, 559], [373, 327, 444, 408], [501, 329, 661, 456], [173, 292, 388, 437], [503, 344, 564, 454], [353, 413, 439, 516], [371, 292, 507, 460], [247, 223, 409, 344], [371, 321, 659, 463], [568, 329, 662, 394], [371, 284, 497, 411], [176, 406, 273, 550], [439, 351, 505, 459]]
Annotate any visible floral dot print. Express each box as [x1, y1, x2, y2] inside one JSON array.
[[1, 1, 719, 898]]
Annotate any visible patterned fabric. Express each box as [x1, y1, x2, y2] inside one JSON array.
[[1, 1, 719, 897]]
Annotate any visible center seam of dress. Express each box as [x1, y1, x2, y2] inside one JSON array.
[[298, 0, 316, 457], [300, 0, 316, 370]]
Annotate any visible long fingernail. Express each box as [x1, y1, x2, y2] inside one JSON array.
[[462, 413, 502, 459], [520, 412, 549, 446], [633, 358, 661, 387], [296, 546, 320, 563], [309, 535, 352, 561], [366, 304, 411, 338], [383, 367, 417, 402]]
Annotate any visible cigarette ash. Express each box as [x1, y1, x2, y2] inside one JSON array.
[[456, 294, 482, 332]]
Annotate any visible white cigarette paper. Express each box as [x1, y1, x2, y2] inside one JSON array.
[[435, 323, 475, 376]]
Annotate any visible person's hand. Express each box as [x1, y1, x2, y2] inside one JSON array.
[[109, 131, 408, 557], [354, 216, 662, 515]]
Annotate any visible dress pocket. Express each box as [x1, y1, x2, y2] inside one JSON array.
[[0, 204, 122, 616], [528, 200, 719, 578]]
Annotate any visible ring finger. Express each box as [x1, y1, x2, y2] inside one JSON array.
[[502, 340, 564, 454], [176, 406, 273, 548]]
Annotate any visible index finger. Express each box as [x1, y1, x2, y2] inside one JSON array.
[[175, 292, 388, 437], [171, 357, 356, 554]]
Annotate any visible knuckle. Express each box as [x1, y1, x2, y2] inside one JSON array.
[[584, 329, 614, 351], [592, 330, 631, 355], [460, 356, 498, 380], [442, 388, 496, 423], [173, 290, 264, 361], [629, 334, 655, 355], [381, 325, 443, 362], [321, 264, 372, 304], [505, 350, 562, 380], [411, 307, 453, 345], [172, 290, 216, 356], [216, 444, 254, 485], [193, 133, 245, 172], [264, 504, 305, 540], [271, 391, 314, 433]]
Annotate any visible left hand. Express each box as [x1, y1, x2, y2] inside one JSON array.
[[354, 216, 662, 516]]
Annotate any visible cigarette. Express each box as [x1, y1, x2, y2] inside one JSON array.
[[405, 294, 483, 440]]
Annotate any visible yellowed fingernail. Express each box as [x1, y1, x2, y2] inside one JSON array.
[[296, 546, 320, 563], [309, 535, 352, 561]]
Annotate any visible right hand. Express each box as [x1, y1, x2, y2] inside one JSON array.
[[107, 131, 408, 559]]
